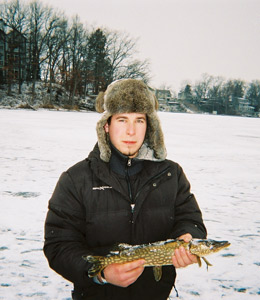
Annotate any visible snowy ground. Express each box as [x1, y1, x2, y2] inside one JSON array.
[[0, 109, 259, 299]]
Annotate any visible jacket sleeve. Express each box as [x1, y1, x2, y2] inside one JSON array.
[[171, 164, 207, 239], [43, 171, 95, 288]]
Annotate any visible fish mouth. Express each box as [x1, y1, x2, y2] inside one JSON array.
[[209, 240, 231, 251], [191, 239, 231, 253]]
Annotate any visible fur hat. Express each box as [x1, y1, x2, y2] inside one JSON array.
[[96, 79, 167, 162]]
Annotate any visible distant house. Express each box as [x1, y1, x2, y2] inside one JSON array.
[[236, 97, 255, 116], [0, 19, 27, 84], [155, 89, 172, 106], [154, 88, 184, 112]]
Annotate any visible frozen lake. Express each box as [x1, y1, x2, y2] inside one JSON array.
[[0, 109, 260, 299]]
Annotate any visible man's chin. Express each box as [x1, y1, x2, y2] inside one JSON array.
[[122, 149, 138, 158], [127, 151, 139, 158]]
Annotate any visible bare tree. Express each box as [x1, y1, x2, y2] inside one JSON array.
[[193, 73, 214, 102], [106, 30, 150, 84], [27, 1, 56, 102], [207, 76, 225, 112], [116, 59, 150, 83], [0, 0, 151, 107], [0, 0, 27, 31], [66, 16, 88, 106], [44, 14, 68, 104]]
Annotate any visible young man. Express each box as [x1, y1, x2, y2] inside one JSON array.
[[44, 79, 207, 300]]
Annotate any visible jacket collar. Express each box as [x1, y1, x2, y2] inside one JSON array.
[[109, 143, 143, 176]]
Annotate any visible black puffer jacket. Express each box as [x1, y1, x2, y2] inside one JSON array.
[[44, 144, 206, 300]]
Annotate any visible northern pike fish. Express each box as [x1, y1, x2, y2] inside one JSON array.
[[83, 239, 230, 281]]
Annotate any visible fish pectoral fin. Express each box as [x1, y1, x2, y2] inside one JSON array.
[[201, 257, 212, 270], [153, 266, 162, 282], [197, 256, 202, 267]]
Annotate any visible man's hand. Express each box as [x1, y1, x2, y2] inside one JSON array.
[[99, 259, 145, 287], [172, 233, 198, 268]]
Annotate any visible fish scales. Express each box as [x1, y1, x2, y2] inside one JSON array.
[[96, 243, 173, 266], [131, 242, 181, 266]]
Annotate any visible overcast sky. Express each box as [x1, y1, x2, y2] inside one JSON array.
[[38, 0, 260, 90]]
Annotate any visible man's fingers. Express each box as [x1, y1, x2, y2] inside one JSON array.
[[174, 247, 187, 267], [104, 259, 145, 287], [187, 251, 198, 263], [119, 259, 145, 284], [121, 259, 146, 272], [172, 247, 197, 268], [178, 233, 192, 243]]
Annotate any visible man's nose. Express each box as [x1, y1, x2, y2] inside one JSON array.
[[126, 123, 135, 135]]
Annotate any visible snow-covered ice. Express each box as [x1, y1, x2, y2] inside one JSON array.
[[0, 109, 259, 299]]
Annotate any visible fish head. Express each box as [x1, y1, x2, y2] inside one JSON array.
[[189, 239, 231, 257]]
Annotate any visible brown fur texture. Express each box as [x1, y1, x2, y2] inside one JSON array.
[[96, 79, 167, 162]]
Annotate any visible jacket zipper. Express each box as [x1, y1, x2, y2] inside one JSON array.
[[125, 158, 137, 218], [125, 158, 133, 205]]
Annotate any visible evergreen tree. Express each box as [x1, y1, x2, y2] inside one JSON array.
[[246, 80, 260, 112], [87, 28, 110, 94], [183, 84, 193, 100]]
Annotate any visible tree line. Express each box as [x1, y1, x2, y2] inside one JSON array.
[[1, 1, 259, 116], [0, 0, 150, 106], [179, 74, 260, 116]]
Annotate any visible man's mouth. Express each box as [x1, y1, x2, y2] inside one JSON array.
[[123, 141, 136, 145]]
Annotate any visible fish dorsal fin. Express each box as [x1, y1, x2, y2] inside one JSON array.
[[109, 243, 132, 253], [153, 266, 162, 281], [117, 243, 132, 250], [109, 250, 120, 255]]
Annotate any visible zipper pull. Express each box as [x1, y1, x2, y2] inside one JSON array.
[[131, 204, 135, 213], [127, 158, 131, 167]]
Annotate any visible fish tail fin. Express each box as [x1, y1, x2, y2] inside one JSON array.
[[83, 255, 105, 277]]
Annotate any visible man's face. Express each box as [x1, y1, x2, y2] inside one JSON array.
[[104, 113, 147, 158]]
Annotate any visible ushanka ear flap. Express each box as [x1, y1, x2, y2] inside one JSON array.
[[96, 112, 111, 162], [95, 91, 105, 113], [95, 91, 112, 162], [146, 112, 167, 160], [153, 93, 159, 111]]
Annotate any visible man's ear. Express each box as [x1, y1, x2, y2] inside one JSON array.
[[104, 123, 109, 133]]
